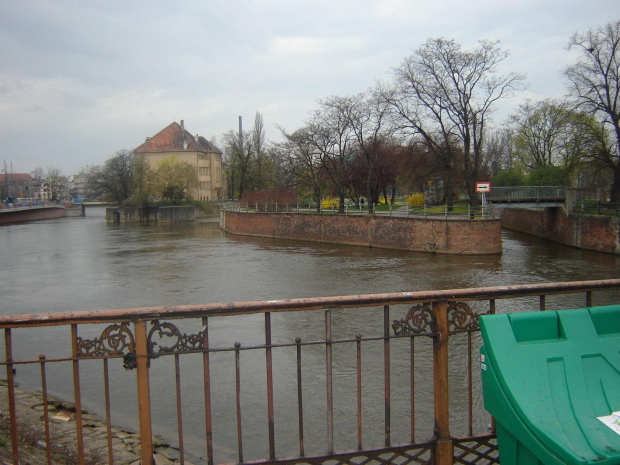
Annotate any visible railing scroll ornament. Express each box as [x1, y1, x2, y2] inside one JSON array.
[[75, 322, 137, 369], [448, 302, 485, 332], [147, 320, 205, 357], [392, 303, 435, 335]]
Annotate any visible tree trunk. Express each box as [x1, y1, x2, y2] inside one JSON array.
[[610, 165, 620, 203]]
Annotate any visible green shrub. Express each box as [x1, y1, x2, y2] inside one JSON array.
[[492, 169, 524, 187], [525, 166, 569, 186]]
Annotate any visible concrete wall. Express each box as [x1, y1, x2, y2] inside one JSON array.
[[65, 205, 85, 217], [106, 206, 195, 223], [220, 211, 502, 255], [0, 206, 65, 224], [106, 207, 158, 223], [501, 207, 620, 254], [158, 206, 195, 223]]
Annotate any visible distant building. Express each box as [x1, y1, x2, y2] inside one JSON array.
[[134, 120, 225, 201], [1, 173, 34, 199], [68, 173, 88, 200]]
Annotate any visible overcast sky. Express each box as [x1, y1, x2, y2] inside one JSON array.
[[1, 1, 618, 175]]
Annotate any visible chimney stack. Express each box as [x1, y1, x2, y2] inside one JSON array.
[[180, 120, 184, 129]]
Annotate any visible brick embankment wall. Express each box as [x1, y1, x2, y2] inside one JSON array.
[[221, 212, 502, 255], [500, 207, 620, 255]]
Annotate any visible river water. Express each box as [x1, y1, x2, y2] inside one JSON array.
[[1, 207, 619, 462]]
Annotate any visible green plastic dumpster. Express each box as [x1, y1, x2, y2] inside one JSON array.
[[480, 305, 620, 465]]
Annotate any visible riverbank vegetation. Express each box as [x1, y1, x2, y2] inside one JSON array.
[[223, 21, 619, 210], [83, 21, 619, 213]]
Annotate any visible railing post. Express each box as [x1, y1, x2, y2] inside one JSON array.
[[5, 329, 19, 465], [71, 324, 86, 464], [383, 305, 391, 447], [202, 316, 214, 465], [433, 301, 452, 465], [134, 320, 154, 463], [265, 313, 276, 459], [325, 310, 334, 454]]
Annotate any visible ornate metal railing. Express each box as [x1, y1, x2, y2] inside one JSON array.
[[1, 279, 619, 465]]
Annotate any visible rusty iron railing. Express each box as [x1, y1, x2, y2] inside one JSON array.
[[1, 279, 620, 465]]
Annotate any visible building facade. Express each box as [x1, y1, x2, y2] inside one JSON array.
[[1, 173, 35, 200], [134, 120, 225, 201]]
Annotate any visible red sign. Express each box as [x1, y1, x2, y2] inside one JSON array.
[[475, 182, 491, 193]]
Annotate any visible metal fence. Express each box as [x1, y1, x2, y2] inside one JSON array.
[[227, 202, 497, 220], [576, 201, 620, 217], [1, 280, 619, 465], [487, 186, 565, 202]]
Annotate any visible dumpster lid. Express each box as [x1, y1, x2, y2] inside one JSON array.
[[480, 305, 620, 464]]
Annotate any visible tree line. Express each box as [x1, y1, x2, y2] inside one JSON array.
[[224, 21, 620, 209], [75, 21, 620, 207], [84, 152, 199, 205]]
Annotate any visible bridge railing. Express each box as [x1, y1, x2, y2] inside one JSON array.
[[487, 186, 565, 201], [1, 280, 619, 465]]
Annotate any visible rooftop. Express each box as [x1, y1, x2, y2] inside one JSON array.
[[134, 121, 221, 154]]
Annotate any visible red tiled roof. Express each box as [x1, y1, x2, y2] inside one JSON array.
[[134, 121, 221, 154], [0, 173, 33, 182], [197, 135, 221, 154]]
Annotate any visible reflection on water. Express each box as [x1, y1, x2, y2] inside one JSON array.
[[1, 207, 619, 462]]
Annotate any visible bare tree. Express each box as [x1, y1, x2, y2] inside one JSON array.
[[483, 128, 513, 177], [308, 96, 357, 212], [388, 38, 525, 205], [565, 21, 620, 200], [223, 113, 275, 199], [223, 127, 254, 199], [45, 166, 67, 202], [509, 99, 596, 174], [277, 125, 326, 208], [342, 90, 395, 212], [87, 150, 134, 205]]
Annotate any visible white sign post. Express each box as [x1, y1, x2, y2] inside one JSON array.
[[475, 182, 491, 217]]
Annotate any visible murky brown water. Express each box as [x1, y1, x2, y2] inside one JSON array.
[[1, 207, 619, 463]]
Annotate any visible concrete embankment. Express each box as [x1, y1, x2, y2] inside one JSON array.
[[0, 206, 66, 225], [220, 210, 502, 255], [0, 380, 193, 465], [106, 206, 196, 223]]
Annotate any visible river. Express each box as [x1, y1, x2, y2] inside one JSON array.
[[0, 207, 619, 462]]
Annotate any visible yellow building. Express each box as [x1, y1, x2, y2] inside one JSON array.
[[134, 120, 224, 201]]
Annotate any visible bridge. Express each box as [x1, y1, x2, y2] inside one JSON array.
[[486, 186, 566, 208]]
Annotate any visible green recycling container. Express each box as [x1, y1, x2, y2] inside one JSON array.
[[480, 305, 620, 465]]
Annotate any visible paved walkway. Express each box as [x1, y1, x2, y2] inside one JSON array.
[[0, 380, 193, 465]]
